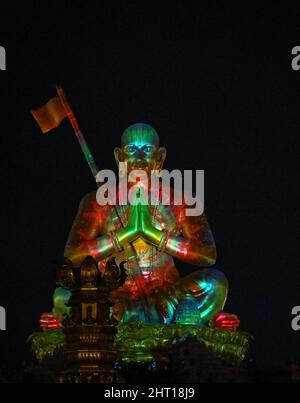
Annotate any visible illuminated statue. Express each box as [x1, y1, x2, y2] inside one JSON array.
[[49, 123, 239, 330]]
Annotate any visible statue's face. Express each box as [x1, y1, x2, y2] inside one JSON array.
[[114, 128, 166, 176], [122, 140, 158, 174]]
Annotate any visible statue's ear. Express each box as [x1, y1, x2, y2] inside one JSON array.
[[156, 147, 167, 169], [114, 147, 124, 166]]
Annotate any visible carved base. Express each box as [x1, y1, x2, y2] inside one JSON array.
[[58, 368, 122, 384], [59, 325, 123, 383]]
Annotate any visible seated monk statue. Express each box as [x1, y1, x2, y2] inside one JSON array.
[[41, 123, 239, 331]]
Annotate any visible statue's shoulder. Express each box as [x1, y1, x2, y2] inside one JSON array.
[[79, 191, 98, 210]]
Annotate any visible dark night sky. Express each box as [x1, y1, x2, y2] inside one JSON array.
[[0, 2, 299, 369]]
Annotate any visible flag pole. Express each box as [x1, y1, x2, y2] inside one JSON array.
[[56, 86, 125, 223], [56, 85, 99, 180]]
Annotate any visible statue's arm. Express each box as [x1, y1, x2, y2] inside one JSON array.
[[164, 212, 217, 267], [64, 192, 116, 266]]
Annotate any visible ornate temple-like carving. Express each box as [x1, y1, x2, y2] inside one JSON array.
[[56, 256, 126, 383]]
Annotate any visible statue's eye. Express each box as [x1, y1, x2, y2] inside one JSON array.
[[124, 145, 137, 155], [143, 145, 154, 154]]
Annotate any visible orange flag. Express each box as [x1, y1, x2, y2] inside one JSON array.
[[31, 95, 68, 134]]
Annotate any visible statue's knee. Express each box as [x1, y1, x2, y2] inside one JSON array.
[[180, 268, 228, 301], [193, 268, 228, 319], [206, 268, 228, 290], [207, 268, 228, 302]]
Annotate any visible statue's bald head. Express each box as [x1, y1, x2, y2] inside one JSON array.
[[115, 123, 166, 175], [121, 123, 159, 148]]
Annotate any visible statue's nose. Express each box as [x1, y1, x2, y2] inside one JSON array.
[[135, 148, 145, 158]]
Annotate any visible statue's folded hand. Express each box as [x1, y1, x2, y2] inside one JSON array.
[[139, 203, 166, 248], [114, 203, 141, 248], [114, 189, 166, 251]]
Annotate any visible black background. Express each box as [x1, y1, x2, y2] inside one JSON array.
[[0, 2, 299, 370]]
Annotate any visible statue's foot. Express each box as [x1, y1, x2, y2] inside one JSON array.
[[210, 312, 240, 331], [39, 312, 60, 330]]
